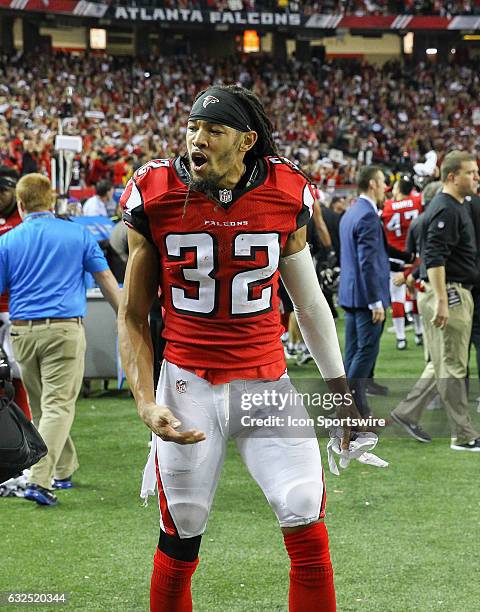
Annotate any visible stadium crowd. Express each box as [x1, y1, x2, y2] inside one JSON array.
[[1, 52, 479, 191]]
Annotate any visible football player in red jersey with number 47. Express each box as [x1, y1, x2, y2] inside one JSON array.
[[381, 175, 423, 349], [118, 85, 363, 612]]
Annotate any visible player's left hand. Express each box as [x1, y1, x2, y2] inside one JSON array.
[[392, 272, 405, 287], [335, 396, 366, 450]]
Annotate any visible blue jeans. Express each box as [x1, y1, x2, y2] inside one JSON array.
[[344, 308, 384, 416]]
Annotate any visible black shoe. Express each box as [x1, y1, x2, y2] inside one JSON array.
[[396, 339, 407, 350], [24, 484, 58, 506], [366, 380, 389, 396], [391, 412, 432, 443], [450, 438, 480, 452], [415, 334, 423, 346]]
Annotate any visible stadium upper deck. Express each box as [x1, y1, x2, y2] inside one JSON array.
[[0, 52, 478, 187]]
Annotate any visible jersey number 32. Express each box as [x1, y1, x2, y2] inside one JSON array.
[[165, 232, 280, 318]]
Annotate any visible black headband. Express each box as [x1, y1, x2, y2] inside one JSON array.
[[0, 176, 17, 191], [188, 88, 254, 133]]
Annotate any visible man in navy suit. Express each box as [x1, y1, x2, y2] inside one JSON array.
[[339, 166, 390, 416]]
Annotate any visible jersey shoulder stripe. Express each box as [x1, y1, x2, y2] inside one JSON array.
[[264, 156, 315, 230]]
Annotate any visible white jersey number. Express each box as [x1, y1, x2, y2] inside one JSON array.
[[165, 232, 280, 317], [386, 209, 419, 237], [165, 233, 217, 316], [231, 233, 280, 316]]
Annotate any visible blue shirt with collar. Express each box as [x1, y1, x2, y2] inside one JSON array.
[[0, 211, 108, 319]]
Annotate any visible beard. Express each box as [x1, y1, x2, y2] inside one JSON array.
[[189, 176, 222, 198], [186, 143, 241, 198], [187, 159, 225, 202]]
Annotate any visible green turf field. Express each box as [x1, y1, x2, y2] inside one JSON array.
[[1, 319, 479, 611]]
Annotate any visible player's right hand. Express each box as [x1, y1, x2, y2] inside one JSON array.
[[138, 402, 206, 445]]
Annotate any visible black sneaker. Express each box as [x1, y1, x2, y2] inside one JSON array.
[[24, 484, 58, 506], [366, 380, 389, 396], [450, 438, 480, 452], [390, 412, 432, 443], [415, 334, 423, 346]]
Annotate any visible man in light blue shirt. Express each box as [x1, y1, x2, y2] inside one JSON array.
[[0, 173, 120, 505]]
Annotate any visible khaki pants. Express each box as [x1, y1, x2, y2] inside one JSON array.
[[394, 284, 478, 444], [11, 320, 86, 489]]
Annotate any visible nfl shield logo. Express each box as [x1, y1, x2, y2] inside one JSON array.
[[219, 189, 232, 204], [176, 379, 187, 394]]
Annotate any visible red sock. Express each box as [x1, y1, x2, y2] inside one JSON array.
[[283, 522, 336, 612], [13, 378, 31, 421], [150, 548, 199, 612], [391, 301, 405, 319]]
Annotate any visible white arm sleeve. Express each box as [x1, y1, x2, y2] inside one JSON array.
[[279, 244, 345, 380]]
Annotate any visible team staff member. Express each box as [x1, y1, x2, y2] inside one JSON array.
[[339, 165, 390, 417], [119, 85, 362, 612], [392, 151, 480, 451], [0, 174, 120, 505], [466, 194, 480, 399]]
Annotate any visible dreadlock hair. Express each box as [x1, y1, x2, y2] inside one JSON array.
[[192, 84, 278, 164]]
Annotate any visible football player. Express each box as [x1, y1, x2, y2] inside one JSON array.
[[0, 166, 31, 497], [382, 175, 423, 349], [0, 167, 30, 419], [118, 85, 362, 612]]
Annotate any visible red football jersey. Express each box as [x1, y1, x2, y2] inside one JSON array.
[[0, 208, 22, 312], [382, 192, 422, 251], [121, 156, 314, 384]]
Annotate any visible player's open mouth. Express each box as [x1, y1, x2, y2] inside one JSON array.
[[191, 151, 208, 172]]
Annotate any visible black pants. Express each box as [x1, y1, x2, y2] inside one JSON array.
[[468, 287, 480, 382]]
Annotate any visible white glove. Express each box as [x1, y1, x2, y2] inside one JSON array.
[[413, 150, 437, 177], [327, 428, 389, 476]]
